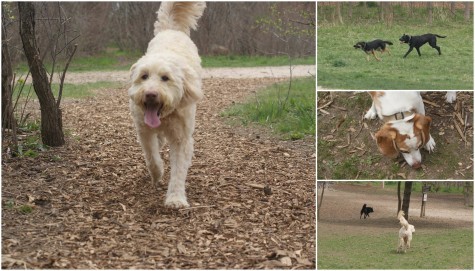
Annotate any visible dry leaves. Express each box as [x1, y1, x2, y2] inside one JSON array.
[[2, 78, 315, 269]]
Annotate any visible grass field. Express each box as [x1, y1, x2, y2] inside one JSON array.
[[317, 4, 473, 90], [223, 77, 315, 139], [317, 229, 473, 269], [15, 52, 315, 73]]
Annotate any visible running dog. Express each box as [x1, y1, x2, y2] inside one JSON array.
[[397, 210, 415, 253], [360, 204, 374, 219], [353, 39, 393, 61], [399, 33, 446, 58]]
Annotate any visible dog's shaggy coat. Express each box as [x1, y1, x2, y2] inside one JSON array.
[[397, 210, 415, 253], [128, 2, 206, 208]]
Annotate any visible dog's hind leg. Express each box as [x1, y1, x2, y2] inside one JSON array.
[[371, 50, 381, 61]]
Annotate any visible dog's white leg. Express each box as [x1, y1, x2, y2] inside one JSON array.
[[165, 135, 193, 208], [364, 101, 377, 119], [446, 91, 456, 103], [137, 128, 164, 185], [424, 134, 436, 153]]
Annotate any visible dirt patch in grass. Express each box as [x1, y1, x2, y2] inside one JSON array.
[[2, 78, 315, 269], [317, 91, 474, 180], [317, 182, 473, 236]]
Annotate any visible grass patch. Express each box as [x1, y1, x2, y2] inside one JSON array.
[[318, 229, 473, 269], [13, 81, 123, 99], [222, 77, 315, 140], [202, 55, 315, 68], [15, 49, 315, 73], [317, 5, 473, 90]]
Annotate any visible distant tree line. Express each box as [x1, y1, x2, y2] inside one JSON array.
[[318, 2, 472, 26], [2, 2, 315, 66]]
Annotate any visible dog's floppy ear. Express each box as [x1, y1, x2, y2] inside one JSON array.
[[375, 128, 399, 158], [413, 114, 432, 145], [182, 65, 204, 103]]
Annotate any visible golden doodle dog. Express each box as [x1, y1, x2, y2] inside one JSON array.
[[397, 210, 415, 253], [128, 2, 206, 208]]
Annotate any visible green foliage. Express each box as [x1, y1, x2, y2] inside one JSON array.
[[222, 77, 315, 140], [18, 205, 33, 214], [14, 121, 46, 158]]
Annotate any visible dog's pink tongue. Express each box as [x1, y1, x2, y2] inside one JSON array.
[[144, 108, 161, 128]]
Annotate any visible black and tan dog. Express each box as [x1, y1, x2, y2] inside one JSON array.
[[399, 33, 446, 58], [353, 39, 393, 61]]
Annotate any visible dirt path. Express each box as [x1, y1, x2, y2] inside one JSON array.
[[2, 71, 315, 268], [45, 65, 315, 84], [318, 183, 473, 236]]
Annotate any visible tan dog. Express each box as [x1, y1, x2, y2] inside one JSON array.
[[128, 2, 206, 208], [397, 210, 415, 253]]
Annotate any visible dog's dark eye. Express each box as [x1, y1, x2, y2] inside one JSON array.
[[161, 75, 169, 82], [141, 73, 149, 80]]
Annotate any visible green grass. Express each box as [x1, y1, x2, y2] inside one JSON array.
[[222, 77, 315, 140], [13, 81, 123, 99], [318, 229, 473, 269], [317, 5, 473, 90], [202, 55, 315, 68], [15, 50, 315, 73]]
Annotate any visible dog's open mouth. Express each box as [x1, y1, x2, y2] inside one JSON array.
[[144, 102, 164, 128]]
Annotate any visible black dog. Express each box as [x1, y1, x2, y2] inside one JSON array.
[[399, 33, 446, 58], [360, 204, 374, 219], [353, 39, 393, 61]]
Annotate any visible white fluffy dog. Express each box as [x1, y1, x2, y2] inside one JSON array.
[[397, 210, 415, 253], [128, 2, 206, 208]]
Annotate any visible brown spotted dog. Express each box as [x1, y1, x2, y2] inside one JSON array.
[[364, 91, 435, 169]]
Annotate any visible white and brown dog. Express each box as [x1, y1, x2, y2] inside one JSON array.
[[365, 91, 436, 169]]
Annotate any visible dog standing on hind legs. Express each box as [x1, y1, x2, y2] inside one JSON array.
[[128, 2, 206, 208], [397, 210, 415, 253]]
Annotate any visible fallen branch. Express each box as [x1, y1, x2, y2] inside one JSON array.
[[453, 119, 467, 145], [422, 99, 439, 107]]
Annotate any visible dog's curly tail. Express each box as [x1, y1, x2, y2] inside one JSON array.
[[154, 2, 206, 36]]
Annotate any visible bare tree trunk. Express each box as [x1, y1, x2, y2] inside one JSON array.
[[464, 2, 471, 22], [401, 181, 413, 220], [464, 182, 473, 207], [427, 2, 433, 25], [397, 181, 401, 214], [317, 182, 325, 220], [1, 11, 15, 132], [18, 2, 65, 147], [335, 3, 343, 24]]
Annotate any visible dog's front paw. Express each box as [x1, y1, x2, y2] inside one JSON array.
[[165, 193, 189, 209], [364, 110, 377, 120], [425, 136, 436, 153]]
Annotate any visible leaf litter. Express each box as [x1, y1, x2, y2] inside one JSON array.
[[2, 77, 316, 269]]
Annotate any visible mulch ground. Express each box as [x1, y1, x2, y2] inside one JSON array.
[[2, 78, 315, 269]]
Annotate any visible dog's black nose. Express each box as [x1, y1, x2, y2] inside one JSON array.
[[145, 91, 158, 101]]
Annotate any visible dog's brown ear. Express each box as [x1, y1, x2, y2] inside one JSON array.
[[413, 114, 432, 145], [375, 128, 399, 158]]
